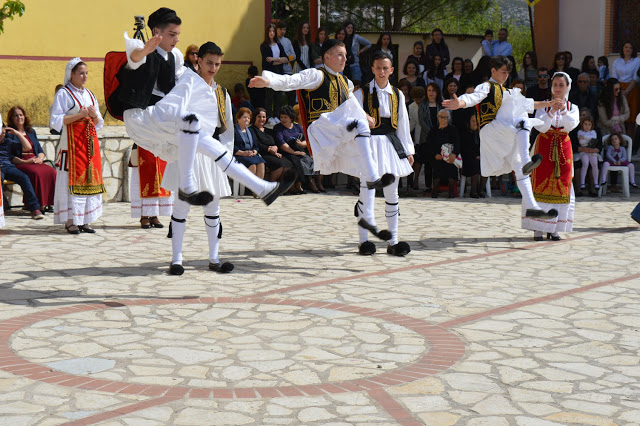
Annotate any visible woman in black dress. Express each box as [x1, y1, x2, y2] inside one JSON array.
[[251, 107, 293, 182], [426, 110, 460, 198]]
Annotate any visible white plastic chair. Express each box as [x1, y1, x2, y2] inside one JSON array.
[[459, 174, 492, 198], [600, 134, 633, 198], [231, 179, 245, 197]]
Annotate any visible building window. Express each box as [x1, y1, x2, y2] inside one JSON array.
[[613, 0, 640, 53]]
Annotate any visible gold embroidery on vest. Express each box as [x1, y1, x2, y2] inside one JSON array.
[[477, 83, 504, 129], [216, 84, 227, 134], [304, 68, 349, 123], [365, 84, 399, 130]]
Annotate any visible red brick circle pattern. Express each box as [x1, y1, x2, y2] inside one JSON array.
[[0, 296, 465, 399]]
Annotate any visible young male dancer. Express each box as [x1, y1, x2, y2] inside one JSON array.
[[121, 8, 294, 207], [443, 55, 562, 219], [354, 51, 414, 256], [250, 39, 395, 238], [162, 42, 235, 275]]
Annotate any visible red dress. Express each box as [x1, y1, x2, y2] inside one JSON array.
[[15, 133, 57, 207]]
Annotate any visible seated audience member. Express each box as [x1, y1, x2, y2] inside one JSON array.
[[447, 57, 464, 81], [460, 113, 486, 198], [423, 54, 444, 91], [251, 108, 294, 183], [413, 82, 444, 191], [519, 51, 538, 89], [398, 80, 413, 107], [399, 58, 425, 88], [406, 41, 428, 74], [424, 109, 460, 198], [6, 106, 56, 211], [0, 126, 43, 219], [273, 106, 318, 193], [601, 132, 636, 189], [575, 114, 602, 192], [245, 66, 266, 109], [511, 78, 526, 94], [234, 107, 266, 194], [231, 83, 254, 111], [184, 44, 199, 72], [570, 109, 602, 197], [570, 73, 599, 124], [526, 67, 551, 101], [598, 78, 630, 135]]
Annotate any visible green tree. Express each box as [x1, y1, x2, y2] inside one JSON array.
[[0, 1, 25, 34], [318, 0, 490, 32]]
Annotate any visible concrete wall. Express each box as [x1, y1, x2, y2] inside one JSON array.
[[3, 127, 134, 207], [558, 0, 606, 65], [0, 0, 266, 126]]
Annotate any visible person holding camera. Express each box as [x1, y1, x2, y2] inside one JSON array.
[[273, 105, 318, 193]]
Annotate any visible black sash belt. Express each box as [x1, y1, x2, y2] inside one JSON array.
[[371, 118, 407, 159]]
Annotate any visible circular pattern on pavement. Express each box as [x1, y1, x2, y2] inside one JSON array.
[[0, 297, 465, 399]]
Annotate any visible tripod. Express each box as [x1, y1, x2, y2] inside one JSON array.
[[132, 18, 146, 42]]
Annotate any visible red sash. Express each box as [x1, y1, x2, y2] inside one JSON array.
[[67, 117, 106, 195], [530, 129, 573, 204], [137, 147, 170, 198], [296, 90, 312, 156]]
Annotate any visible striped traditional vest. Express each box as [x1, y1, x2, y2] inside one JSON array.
[[301, 67, 349, 124]]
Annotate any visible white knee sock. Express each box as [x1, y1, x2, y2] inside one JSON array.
[[356, 181, 376, 243], [204, 198, 221, 264], [516, 126, 532, 165], [352, 118, 380, 182], [170, 199, 190, 265], [514, 170, 540, 210], [383, 179, 400, 245], [197, 135, 276, 197], [177, 131, 199, 194]]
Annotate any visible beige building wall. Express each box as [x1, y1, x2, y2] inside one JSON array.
[[0, 0, 265, 125], [558, 0, 606, 65]]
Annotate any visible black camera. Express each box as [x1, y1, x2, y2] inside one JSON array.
[[133, 15, 146, 42]]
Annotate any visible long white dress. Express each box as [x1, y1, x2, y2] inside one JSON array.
[[457, 80, 540, 176], [263, 66, 371, 177], [521, 104, 580, 233], [353, 81, 414, 177], [49, 84, 104, 225]]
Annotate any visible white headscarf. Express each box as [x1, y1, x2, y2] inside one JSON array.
[[64, 57, 83, 85], [551, 71, 572, 101]]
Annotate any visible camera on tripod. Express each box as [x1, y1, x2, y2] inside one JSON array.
[[133, 15, 146, 42]]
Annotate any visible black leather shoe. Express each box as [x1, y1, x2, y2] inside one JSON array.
[[150, 217, 164, 228], [525, 208, 558, 219], [547, 233, 561, 241], [358, 241, 376, 255], [65, 224, 80, 235], [533, 235, 543, 241], [178, 189, 214, 206], [209, 262, 234, 273], [79, 224, 96, 233], [387, 242, 411, 256], [522, 154, 543, 175], [263, 169, 298, 206], [357, 218, 392, 241], [169, 263, 185, 275], [366, 173, 395, 190]]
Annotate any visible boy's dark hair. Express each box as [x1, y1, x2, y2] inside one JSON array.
[[148, 8, 181, 31], [276, 20, 287, 30], [490, 56, 512, 72], [248, 65, 259, 77], [372, 50, 393, 63], [484, 29, 494, 37], [198, 42, 224, 58]]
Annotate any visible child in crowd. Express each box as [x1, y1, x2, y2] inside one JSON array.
[[576, 116, 601, 191], [597, 56, 609, 84], [481, 30, 494, 56], [601, 133, 636, 188], [231, 83, 254, 111]]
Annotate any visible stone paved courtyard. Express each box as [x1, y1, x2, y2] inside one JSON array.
[[1, 190, 639, 425]]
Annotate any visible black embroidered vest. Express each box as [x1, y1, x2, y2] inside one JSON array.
[[476, 82, 504, 130], [301, 67, 349, 124], [360, 83, 400, 134], [118, 50, 177, 110]]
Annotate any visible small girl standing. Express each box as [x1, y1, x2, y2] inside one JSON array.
[[597, 56, 609, 84], [576, 117, 601, 190], [601, 133, 636, 188]]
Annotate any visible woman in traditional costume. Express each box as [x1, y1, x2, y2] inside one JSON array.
[[522, 72, 579, 241], [49, 58, 105, 234]]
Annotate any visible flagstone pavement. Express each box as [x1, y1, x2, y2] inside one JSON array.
[[0, 191, 639, 425]]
